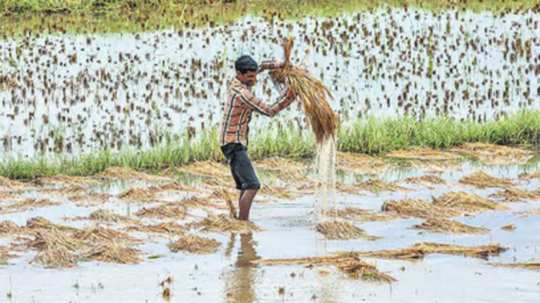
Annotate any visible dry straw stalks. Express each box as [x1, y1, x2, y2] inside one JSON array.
[[272, 37, 340, 144]]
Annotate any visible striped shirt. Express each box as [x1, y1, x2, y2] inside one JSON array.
[[220, 64, 294, 147]]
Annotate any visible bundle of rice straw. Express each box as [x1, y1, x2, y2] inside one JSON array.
[[272, 37, 340, 144]]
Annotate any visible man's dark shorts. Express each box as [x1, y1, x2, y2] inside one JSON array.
[[220, 143, 261, 190]]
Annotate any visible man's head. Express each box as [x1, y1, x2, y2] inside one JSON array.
[[235, 55, 258, 86]]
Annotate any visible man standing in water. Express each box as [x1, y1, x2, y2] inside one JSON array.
[[220, 55, 296, 221]]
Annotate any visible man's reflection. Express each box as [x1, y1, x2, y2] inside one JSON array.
[[224, 233, 260, 303]]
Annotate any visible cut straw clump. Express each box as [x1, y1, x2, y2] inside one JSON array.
[[0, 220, 23, 235], [34, 248, 79, 268], [125, 222, 185, 235], [519, 171, 540, 181], [254, 157, 306, 172], [117, 186, 162, 202], [336, 207, 396, 222], [175, 161, 230, 177], [356, 179, 412, 193], [0, 176, 31, 191], [189, 214, 262, 234], [253, 253, 395, 283], [0, 198, 60, 214], [26, 216, 78, 232], [259, 184, 298, 200], [20, 218, 143, 268], [171, 196, 214, 209], [167, 234, 221, 254], [135, 205, 187, 220], [490, 261, 540, 270], [88, 210, 135, 224], [336, 152, 390, 175], [95, 167, 168, 182], [0, 246, 17, 265], [406, 160, 463, 174], [404, 175, 447, 189], [148, 181, 198, 193], [410, 218, 489, 235], [315, 220, 379, 240], [432, 191, 509, 212], [451, 143, 533, 165], [272, 37, 340, 144], [382, 199, 460, 219], [489, 187, 540, 202], [386, 147, 462, 161], [346, 242, 507, 261], [337, 261, 397, 283], [459, 170, 515, 189], [42, 185, 87, 196], [35, 174, 100, 185], [69, 192, 110, 206]]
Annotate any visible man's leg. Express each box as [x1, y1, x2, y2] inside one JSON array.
[[239, 189, 258, 221], [238, 189, 246, 219]]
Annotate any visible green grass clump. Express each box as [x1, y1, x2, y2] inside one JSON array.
[[2, 109, 540, 180]]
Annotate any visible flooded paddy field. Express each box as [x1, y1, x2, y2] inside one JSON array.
[[1, 146, 540, 302], [0, 6, 539, 158], [2, 1, 540, 302]]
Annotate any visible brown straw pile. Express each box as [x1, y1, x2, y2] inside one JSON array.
[[273, 37, 340, 144]]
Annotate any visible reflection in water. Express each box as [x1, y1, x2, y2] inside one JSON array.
[[224, 233, 261, 303]]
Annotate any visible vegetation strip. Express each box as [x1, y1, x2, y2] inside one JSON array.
[[3, 110, 540, 180]]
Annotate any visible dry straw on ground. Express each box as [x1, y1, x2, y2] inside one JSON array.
[[336, 207, 395, 222], [167, 234, 221, 254], [404, 175, 447, 189], [87, 210, 135, 224], [500, 223, 516, 231], [432, 191, 509, 212], [410, 218, 489, 234], [135, 205, 187, 219], [42, 185, 87, 196], [356, 179, 412, 193], [254, 157, 306, 172], [175, 161, 229, 177], [451, 143, 533, 165], [345, 242, 506, 261], [189, 214, 262, 234], [382, 198, 460, 218], [125, 222, 185, 235], [148, 181, 198, 193], [0, 198, 60, 214], [315, 220, 379, 240], [69, 193, 110, 206], [490, 261, 540, 270], [0, 176, 31, 191], [272, 37, 340, 144], [336, 152, 390, 175], [253, 253, 395, 283], [519, 171, 540, 181], [406, 160, 463, 174], [35, 174, 100, 185], [259, 184, 298, 200], [459, 170, 515, 189], [95, 167, 168, 182], [0, 220, 23, 235], [386, 147, 462, 161], [169, 196, 214, 208], [337, 261, 397, 283], [23, 222, 143, 268], [490, 187, 540, 202], [117, 186, 162, 202]]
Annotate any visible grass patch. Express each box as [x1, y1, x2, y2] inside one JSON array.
[[2, 110, 540, 180]]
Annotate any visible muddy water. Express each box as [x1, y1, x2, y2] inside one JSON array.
[[1, 160, 540, 302], [1, 8, 539, 157]]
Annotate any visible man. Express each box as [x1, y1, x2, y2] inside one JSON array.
[[220, 55, 296, 221]]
